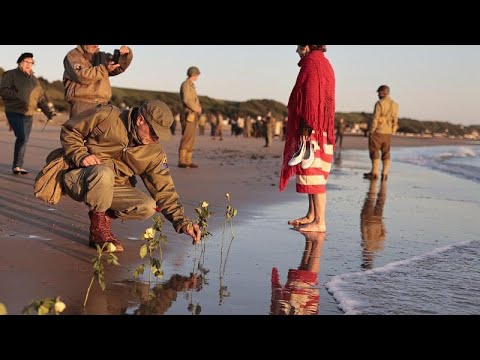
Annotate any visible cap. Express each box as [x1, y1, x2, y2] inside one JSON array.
[[377, 85, 390, 93], [187, 66, 200, 77], [139, 100, 174, 141], [17, 52, 34, 64]]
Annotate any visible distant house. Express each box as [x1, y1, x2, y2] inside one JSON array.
[[464, 130, 479, 140]]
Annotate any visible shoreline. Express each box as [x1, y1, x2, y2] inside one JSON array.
[[0, 117, 478, 314]]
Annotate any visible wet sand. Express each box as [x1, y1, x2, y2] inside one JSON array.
[[0, 115, 478, 314]]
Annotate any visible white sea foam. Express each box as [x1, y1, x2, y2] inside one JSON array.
[[395, 146, 480, 183], [326, 240, 480, 315]]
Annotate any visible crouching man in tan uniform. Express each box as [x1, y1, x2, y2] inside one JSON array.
[[178, 66, 202, 168], [364, 85, 399, 181], [60, 100, 201, 252]]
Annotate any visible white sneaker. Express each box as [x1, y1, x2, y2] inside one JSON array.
[[288, 140, 306, 166], [301, 142, 315, 169]]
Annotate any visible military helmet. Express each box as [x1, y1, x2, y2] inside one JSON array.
[[187, 66, 201, 77], [377, 85, 390, 93]]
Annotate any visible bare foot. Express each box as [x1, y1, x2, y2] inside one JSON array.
[[298, 222, 326, 233], [288, 217, 314, 228]]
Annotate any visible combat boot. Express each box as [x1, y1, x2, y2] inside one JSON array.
[[363, 159, 380, 180], [88, 210, 123, 252]]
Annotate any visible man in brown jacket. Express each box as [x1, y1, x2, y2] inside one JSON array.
[[178, 66, 202, 168], [363, 85, 399, 181], [60, 100, 201, 252], [63, 45, 133, 117], [0, 52, 55, 174]]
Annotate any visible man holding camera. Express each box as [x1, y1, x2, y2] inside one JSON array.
[[63, 45, 133, 117]]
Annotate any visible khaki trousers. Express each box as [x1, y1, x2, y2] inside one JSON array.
[[368, 133, 392, 161], [179, 116, 197, 152], [62, 164, 156, 220]]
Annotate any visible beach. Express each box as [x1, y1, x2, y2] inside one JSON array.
[[0, 114, 479, 315]]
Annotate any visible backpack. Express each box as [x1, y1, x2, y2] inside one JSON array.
[[33, 148, 71, 205]]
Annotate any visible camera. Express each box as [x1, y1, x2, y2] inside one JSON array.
[[94, 49, 121, 67], [112, 49, 121, 64]]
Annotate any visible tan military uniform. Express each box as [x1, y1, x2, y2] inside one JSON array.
[[368, 96, 399, 161], [179, 78, 201, 166], [367, 95, 399, 179], [264, 115, 276, 147], [60, 105, 189, 233], [63, 46, 133, 117]]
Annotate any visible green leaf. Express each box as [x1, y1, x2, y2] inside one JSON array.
[[111, 259, 120, 266], [133, 264, 145, 279], [140, 244, 148, 259], [38, 304, 49, 315], [98, 277, 106, 291], [233, 209, 238, 216]]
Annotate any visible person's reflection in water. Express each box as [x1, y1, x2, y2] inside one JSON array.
[[360, 178, 388, 270], [84, 273, 204, 315], [270, 232, 325, 315], [334, 150, 342, 167]]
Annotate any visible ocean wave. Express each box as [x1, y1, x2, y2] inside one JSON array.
[[325, 240, 480, 315], [395, 146, 480, 183]]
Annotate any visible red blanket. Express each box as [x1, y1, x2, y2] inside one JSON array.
[[280, 50, 335, 192]]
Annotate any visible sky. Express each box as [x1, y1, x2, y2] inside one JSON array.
[[0, 45, 479, 125]]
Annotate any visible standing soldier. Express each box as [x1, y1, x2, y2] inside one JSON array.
[[264, 111, 276, 147], [363, 85, 399, 181], [335, 117, 346, 148], [198, 113, 207, 135], [178, 66, 202, 168]]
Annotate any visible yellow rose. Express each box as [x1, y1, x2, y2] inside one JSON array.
[[201, 201, 209, 208]]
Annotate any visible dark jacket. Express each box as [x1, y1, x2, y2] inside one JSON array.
[[0, 68, 51, 116]]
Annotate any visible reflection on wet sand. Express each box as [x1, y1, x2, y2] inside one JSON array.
[[270, 232, 325, 315], [334, 150, 342, 167], [360, 178, 388, 270], [84, 273, 205, 315]]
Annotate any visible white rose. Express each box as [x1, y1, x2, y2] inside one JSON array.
[[54, 301, 66, 314], [143, 228, 155, 239]]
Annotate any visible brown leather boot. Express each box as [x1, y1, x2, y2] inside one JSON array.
[[178, 149, 189, 168], [363, 159, 380, 180], [185, 151, 199, 168], [88, 211, 123, 252]]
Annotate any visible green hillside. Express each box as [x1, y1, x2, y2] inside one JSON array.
[[1, 67, 479, 135], [336, 112, 480, 136], [0, 67, 288, 119]]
